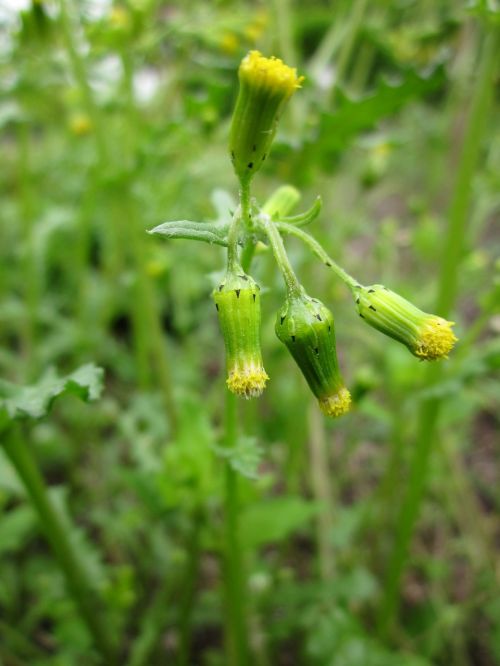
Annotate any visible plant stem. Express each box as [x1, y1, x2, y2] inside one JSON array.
[[222, 390, 247, 666], [17, 122, 38, 379], [176, 515, 203, 666], [276, 221, 359, 291], [58, 0, 107, 164], [260, 216, 302, 298], [377, 26, 500, 638], [116, 48, 178, 432], [220, 186, 260, 665], [331, 0, 369, 102], [2, 427, 116, 663], [308, 404, 335, 582]]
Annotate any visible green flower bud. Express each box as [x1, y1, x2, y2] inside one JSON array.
[[229, 50, 304, 184], [275, 293, 351, 417], [213, 270, 269, 398], [355, 284, 457, 360]]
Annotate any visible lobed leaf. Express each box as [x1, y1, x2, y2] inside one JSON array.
[[316, 66, 446, 161], [0, 363, 104, 428]]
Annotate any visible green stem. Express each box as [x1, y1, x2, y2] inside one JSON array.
[[377, 26, 500, 638], [58, 0, 108, 164], [2, 427, 116, 663], [276, 221, 359, 291], [260, 216, 302, 298], [308, 404, 335, 582], [176, 516, 203, 666], [220, 188, 261, 664], [222, 390, 247, 666], [17, 122, 38, 378], [115, 48, 178, 432], [331, 0, 369, 103], [58, 0, 123, 282]]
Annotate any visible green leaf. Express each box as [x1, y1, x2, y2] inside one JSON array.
[[148, 220, 229, 246], [240, 496, 320, 549], [280, 196, 322, 227], [0, 363, 104, 427], [213, 436, 263, 480], [317, 67, 445, 160]]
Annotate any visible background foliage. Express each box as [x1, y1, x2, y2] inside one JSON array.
[[0, 1, 499, 664]]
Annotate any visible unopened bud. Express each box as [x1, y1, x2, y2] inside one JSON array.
[[213, 270, 269, 398], [355, 285, 457, 360], [229, 51, 304, 184], [276, 293, 351, 417]]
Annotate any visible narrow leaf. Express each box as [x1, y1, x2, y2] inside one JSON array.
[[280, 196, 322, 227], [148, 220, 228, 246]]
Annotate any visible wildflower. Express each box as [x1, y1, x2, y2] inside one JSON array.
[[275, 292, 351, 417], [355, 284, 457, 360], [229, 51, 303, 184], [213, 270, 268, 398], [69, 113, 92, 136]]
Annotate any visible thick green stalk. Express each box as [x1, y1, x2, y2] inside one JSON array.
[[2, 428, 116, 663], [378, 27, 500, 637], [222, 390, 248, 666], [220, 192, 266, 664], [176, 518, 203, 666], [308, 405, 335, 582], [17, 122, 38, 378]]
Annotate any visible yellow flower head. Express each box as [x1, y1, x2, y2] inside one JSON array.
[[229, 51, 304, 184], [414, 317, 457, 360], [319, 387, 352, 418], [227, 363, 269, 399], [239, 51, 304, 98]]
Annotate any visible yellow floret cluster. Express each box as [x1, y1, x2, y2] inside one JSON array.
[[227, 364, 269, 399], [318, 387, 352, 418], [414, 317, 457, 360], [239, 50, 304, 98]]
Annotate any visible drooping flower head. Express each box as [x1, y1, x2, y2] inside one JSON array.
[[355, 284, 457, 360], [229, 51, 304, 184], [213, 269, 269, 398], [275, 292, 351, 417]]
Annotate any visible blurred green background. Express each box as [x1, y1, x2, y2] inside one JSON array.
[[0, 1, 499, 665]]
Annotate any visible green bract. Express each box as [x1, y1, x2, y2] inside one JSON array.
[[275, 292, 351, 417]]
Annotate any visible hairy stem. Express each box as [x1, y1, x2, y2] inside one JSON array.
[[260, 216, 302, 298], [276, 221, 358, 291]]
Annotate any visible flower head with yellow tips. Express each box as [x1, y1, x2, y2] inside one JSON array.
[[213, 269, 269, 399], [229, 51, 304, 184], [276, 292, 351, 418], [354, 285, 457, 360]]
